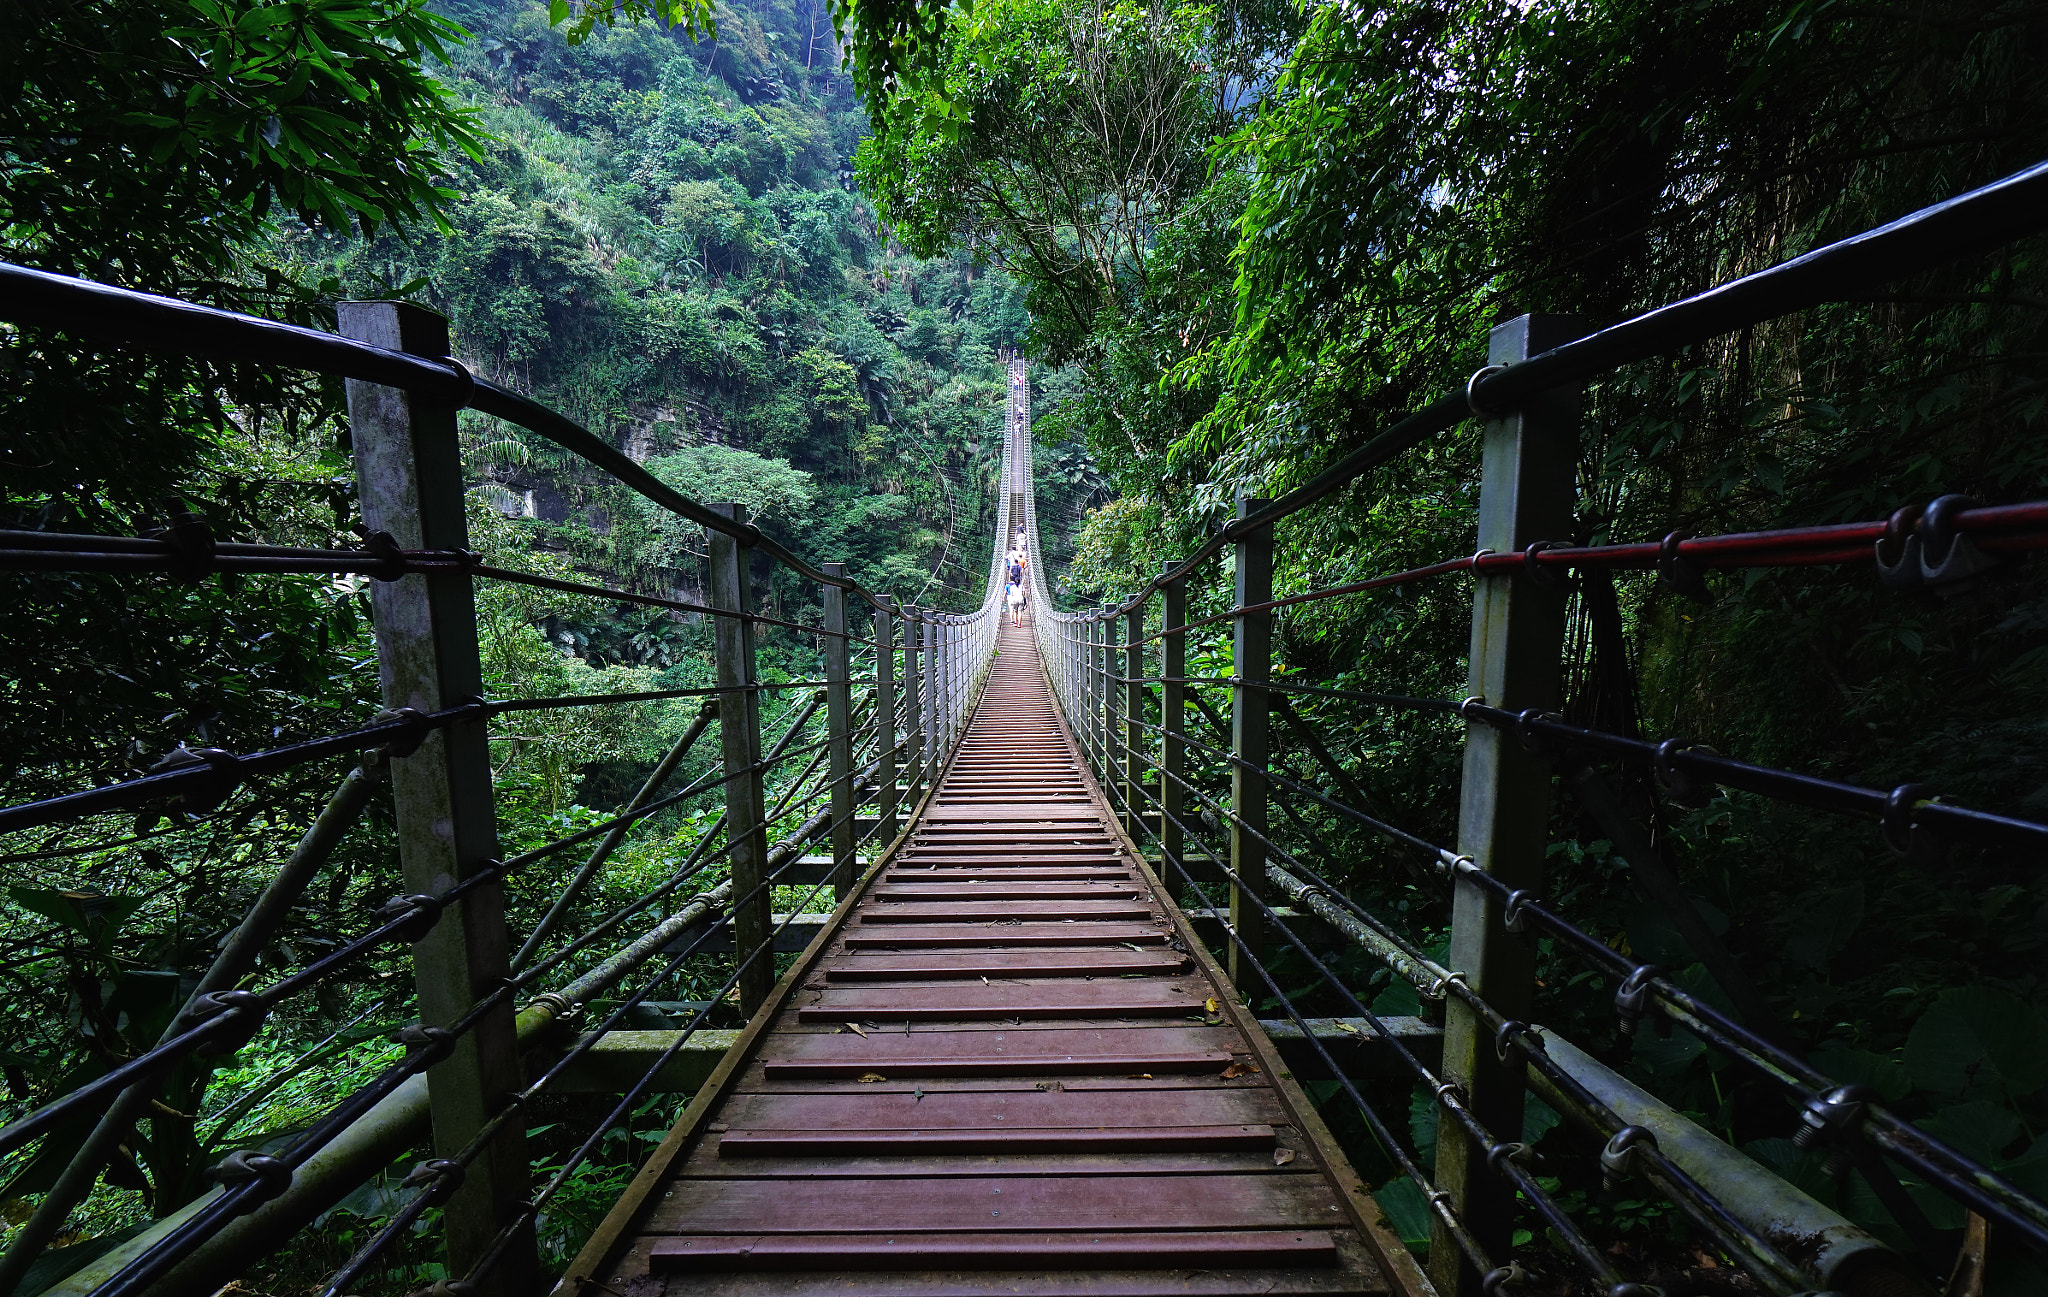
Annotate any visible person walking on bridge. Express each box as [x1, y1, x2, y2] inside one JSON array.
[[1006, 578, 1025, 626]]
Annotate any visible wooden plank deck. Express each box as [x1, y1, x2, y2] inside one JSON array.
[[557, 620, 1426, 1297]]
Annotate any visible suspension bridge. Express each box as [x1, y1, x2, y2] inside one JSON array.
[[3, 158, 2048, 1297]]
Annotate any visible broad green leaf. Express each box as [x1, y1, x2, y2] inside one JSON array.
[[1905, 987, 2048, 1099]]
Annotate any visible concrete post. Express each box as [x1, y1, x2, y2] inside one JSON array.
[[339, 301, 534, 1292], [706, 503, 772, 1016]]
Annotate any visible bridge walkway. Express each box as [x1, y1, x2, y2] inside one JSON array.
[[568, 617, 1406, 1295]]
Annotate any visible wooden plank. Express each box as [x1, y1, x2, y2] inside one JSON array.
[[614, 1235, 1391, 1295], [717, 1087, 1285, 1130], [716, 1124, 1276, 1157], [875, 884, 1145, 901], [649, 1229, 1342, 1272], [859, 901, 1155, 922], [843, 924, 1170, 948], [821, 950, 1187, 981], [923, 805, 1103, 820], [760, 1051, 1232, 1079], [645, 1175, 1345, 1234], [795, 980, 1207, 1021], [881, 868, 1135, 881], [678, 1143, 1307, 1180], [760, 1025, 1238, 1051]]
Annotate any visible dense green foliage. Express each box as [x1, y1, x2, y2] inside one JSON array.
[[864, 0, 2048, 1290], [1, 0, 1025, 1288]]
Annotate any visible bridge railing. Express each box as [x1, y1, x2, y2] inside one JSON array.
[[1022, 160, 2048, 1297], [0, 269, 1005, 1295]]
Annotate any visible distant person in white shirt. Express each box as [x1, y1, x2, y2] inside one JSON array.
[[1007, 581, 1025, 625]]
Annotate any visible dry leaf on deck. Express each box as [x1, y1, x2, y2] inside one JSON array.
[[842, 1022, 870, 1037], [1203, 997, 1220, 1014], [1221, 1062, 1260, 1079], [1123, 1073, 1155, 1080], [1273, 1148, 1297, 1166], [855, 1072, 887, 1083]]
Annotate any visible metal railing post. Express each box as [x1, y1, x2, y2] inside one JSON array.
[[338, 301, 535, 1291], [1228, 494, 1275, 999], [706, 502, 773, 1016], [923, 615, 940, 778], [902, 607, 924, 808], [1431, 313, 1586, 1296], [1096, 616, 1112, 782], [1160, 562, 1187, 903], [822, 563, 856, 899], [873, 606, 899, 842], [1125, 601, 1144, 840], [1086, 618, 1104, 779]]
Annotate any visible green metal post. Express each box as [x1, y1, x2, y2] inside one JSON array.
[[1160, 562, 1187, 903], [1430, 314, 1586, 1296], [1228, 495, 1274, 999], [822, 563, 856, 899], [1125, 602, 1145, 840], [872, 606, 899, 842]]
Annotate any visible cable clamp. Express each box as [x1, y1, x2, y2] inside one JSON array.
[[1425, 969, 1468, 1003], [1600, 1125, 1658, 1191], [1917, 494, 1999, 589], [1492, 1019, 1531, 1066], [1514, 709, 1561, 758], [1468, 547, 1497, 576], [1792, 1083, 1875, 1176], [439, 354, 477, 408], [1881, 782, 1938, 858], [1431, 1079, 1464, 1105], [402, 1157, 467, 1207], [1607, 1285, 1666, 1297], [1874, 501, 1926, 589], [1456, 695, 1486, 720], [1466, 364, 1508, 416], [372, 893, 445, 945], [397, 1023, 459, 1068], [1652, 739, 1715, 809], [1656, 529, 1711, 604], [359, 528, 410, 581], [152, 500, 217, 582], [210, 1150, 293, 1207], [1501, 890, 1539, 936], [187, 989, 269, 1056], [1481, 1263, 1527, 1296], [1485, 1141, 1534, 1176], [1520, 540, 1575, 592], [1613, 963, 1663, 1037], [372, 706, 436, 759], [147, 744, 245, 817]]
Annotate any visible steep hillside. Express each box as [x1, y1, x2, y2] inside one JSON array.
[[287, 0, 1031, 615]]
